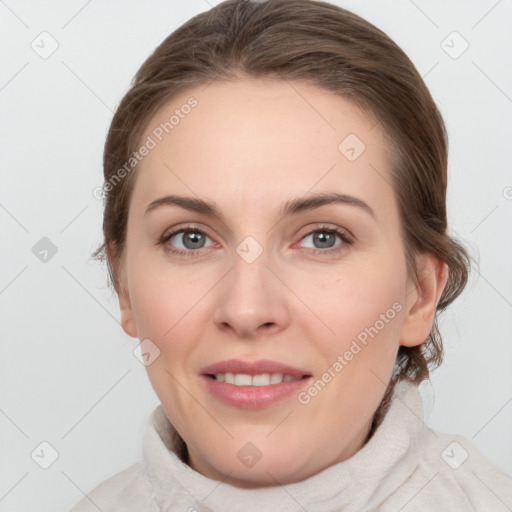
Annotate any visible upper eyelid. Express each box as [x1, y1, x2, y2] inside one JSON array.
[[298, 223, 351, 238]]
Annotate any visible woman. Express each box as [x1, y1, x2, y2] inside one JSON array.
[[72, 0, 512, 510]]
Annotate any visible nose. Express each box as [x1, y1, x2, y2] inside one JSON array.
[[212, 246, 290, 340]]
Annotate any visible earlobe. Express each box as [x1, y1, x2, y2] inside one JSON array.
[[399, 254, 449, 348]]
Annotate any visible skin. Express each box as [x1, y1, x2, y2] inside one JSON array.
[[112, 76, 448, 488]]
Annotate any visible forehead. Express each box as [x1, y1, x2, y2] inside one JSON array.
[[131, 78, 395, 218]]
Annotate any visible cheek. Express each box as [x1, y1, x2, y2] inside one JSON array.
[[126, 255, 212, 360], [129, 266, 201, 413], [294, 259, 406, 355], [128, 279, 173, 340], [126, 247, 191, 334]]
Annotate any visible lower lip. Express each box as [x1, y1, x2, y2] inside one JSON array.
[[201, 375, 312, 409]]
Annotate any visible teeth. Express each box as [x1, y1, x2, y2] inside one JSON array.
[[270, 373, 283, 384], [253, 374, 271, 386], [234, 374, 252, 386], [213, 372, 300, 386]]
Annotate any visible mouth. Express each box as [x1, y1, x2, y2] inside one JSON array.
[[200, 359, 313, 409]]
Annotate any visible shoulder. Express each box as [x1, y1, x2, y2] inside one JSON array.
[[385, 429, 512, 511], [69, 460, 156, 512]]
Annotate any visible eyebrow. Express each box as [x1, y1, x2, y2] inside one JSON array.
[[145, 192, 376, 221]]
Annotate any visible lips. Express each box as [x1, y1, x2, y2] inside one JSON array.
[[200, 359, 313, 409], [200, 358, 311, 378]]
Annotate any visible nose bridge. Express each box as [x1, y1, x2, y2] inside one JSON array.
[[229, 235, 273, 301], [212, 233, 288, 335]]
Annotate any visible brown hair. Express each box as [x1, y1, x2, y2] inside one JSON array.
[[92, 0, 471, 448]]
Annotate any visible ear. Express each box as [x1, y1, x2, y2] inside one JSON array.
[[399, 253, 449, 347], [107, 242, 139, 339]]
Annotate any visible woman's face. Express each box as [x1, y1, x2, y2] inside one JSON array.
[[116, 77, 440, 487]]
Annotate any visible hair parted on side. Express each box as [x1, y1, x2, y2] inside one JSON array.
[[91, 0, 471, 444]]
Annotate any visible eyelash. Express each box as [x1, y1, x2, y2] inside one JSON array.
[[159, 224, 353, 257]]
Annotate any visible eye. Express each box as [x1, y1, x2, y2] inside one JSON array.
[[160, 226, 215, 256], [298, 225, 353, 255], [159, 223, 353, 257]]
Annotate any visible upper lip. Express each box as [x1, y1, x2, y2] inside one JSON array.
[[201, 359, 311, 378]]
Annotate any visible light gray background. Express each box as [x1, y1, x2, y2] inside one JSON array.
[[1, 0, 511, 510]]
